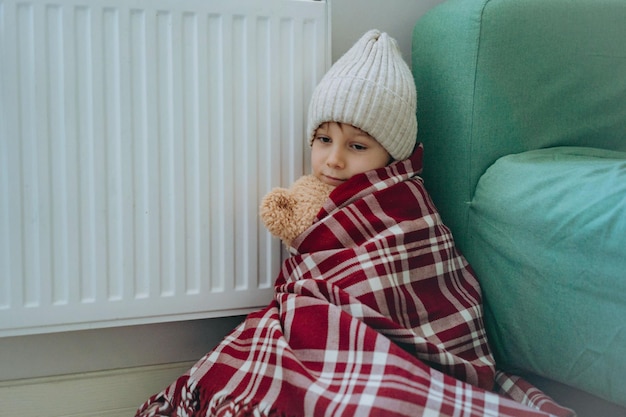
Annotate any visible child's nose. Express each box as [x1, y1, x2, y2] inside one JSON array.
[[326, 147, 345, 168]]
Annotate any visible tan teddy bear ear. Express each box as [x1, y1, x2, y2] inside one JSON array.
[[260, 175, 335, 248], [259, 188, 302, 245]]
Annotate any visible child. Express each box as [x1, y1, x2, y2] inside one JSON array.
[[260, 29, 417, 248], [137, 30, 574, 417]]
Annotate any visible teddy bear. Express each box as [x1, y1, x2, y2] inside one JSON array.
[[260, 175, 335, 247]]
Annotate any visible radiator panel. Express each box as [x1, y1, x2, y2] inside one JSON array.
[[0, 0, 328, 336]]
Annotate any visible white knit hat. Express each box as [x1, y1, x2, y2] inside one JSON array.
[[307, 29, 417, 161]]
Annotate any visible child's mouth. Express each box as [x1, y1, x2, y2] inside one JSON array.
[[322, 174, 345, 186]]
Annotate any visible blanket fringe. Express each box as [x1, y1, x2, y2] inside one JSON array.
[[206, 391, 293, 417], [494, 371, 577, 417]]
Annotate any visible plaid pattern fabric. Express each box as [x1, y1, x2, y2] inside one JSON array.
[[136, 145, 575, 417]]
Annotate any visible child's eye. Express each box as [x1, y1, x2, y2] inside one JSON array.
[[351, 143, 367, 151], [317, 136, 331, 144]]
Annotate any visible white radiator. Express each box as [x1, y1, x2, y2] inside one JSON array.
[[0, 0, 329, 337]]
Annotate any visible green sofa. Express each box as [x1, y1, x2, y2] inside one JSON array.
[[411, 0, 626, 415]]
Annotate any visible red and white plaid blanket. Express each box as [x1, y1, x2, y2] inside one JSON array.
[[136, 145, 574, 417]]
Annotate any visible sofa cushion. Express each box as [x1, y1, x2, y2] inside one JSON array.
[[467, 146, 626, 406]]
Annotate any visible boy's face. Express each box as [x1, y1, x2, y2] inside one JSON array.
[[311, 122, 391, 187]]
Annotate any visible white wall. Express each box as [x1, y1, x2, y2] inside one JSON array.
[[331, 0, 446, 65], [0, 0, 447, 383]]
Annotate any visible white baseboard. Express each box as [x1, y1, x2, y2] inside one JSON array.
[[0, 361, 195, 417]]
